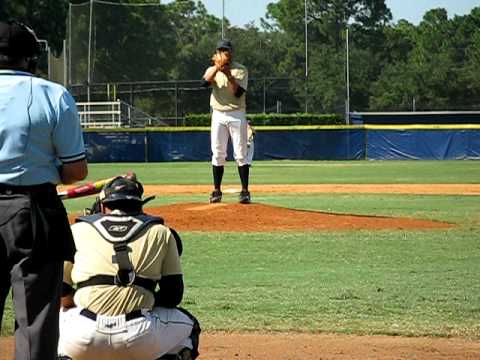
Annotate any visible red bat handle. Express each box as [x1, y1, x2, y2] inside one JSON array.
[[58, 172, 136, 200], [64, 183, 97, 199]]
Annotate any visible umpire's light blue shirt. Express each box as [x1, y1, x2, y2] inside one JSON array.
[[0, 70, 86, 185]]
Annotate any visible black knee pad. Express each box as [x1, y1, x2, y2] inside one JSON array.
[[177, 307, 201, 359], [156, 354, 179, 360]]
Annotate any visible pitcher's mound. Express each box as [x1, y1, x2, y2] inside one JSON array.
[[139, 203, 452, 232]]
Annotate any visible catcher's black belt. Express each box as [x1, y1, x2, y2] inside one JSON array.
[[76, 275, 156, 293], [80, 308, 144, 321]]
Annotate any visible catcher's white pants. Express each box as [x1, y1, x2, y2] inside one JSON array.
[[211, 109, 249, 166], [58, 307, 193, 360]]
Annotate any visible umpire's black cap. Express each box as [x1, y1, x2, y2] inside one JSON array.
[[101, 177, 145, 204], [0, 20, 40, 57], [216, 39, 233, 51]]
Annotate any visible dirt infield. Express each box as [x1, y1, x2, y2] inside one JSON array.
[[123, 202, 452, 232], [140, 183, 480, 196], [59, 183, 480, 197], [1, 333, 480, 359], [1, 184, 476, 359], [65, 183, 473, 231]]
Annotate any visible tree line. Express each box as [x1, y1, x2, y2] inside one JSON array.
[[3, 0, 480, 114]]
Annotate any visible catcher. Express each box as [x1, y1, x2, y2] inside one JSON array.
[[202, 39, 251, 204], [57, 176, 200, 360]]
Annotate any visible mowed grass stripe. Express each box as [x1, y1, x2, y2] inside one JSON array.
[[2, 161, 479, 338]]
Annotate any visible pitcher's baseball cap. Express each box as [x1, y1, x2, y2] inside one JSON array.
[[0, 20, 40, 57], [216, 39, 233, 51]]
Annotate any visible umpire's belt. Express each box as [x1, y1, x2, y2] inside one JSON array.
[[80, 308, 144, 322], [0, 183, 56, 197]]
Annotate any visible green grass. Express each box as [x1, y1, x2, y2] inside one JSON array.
[[82, 160, 480, 184], [181, 229, 480, 337], [2, 160, 480, 338], [253, 193, 480, 223]]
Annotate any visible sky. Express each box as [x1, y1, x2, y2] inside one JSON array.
[[164, 0, 479, 28]]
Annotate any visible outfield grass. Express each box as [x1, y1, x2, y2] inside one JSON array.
[[181, 229, 480, 338], [81, 160, 480, 184], [1, 161, 479, 338]]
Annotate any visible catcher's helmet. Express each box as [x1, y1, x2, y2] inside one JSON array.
[[100, 177, 145, 204], [0, 20, 40, 58]]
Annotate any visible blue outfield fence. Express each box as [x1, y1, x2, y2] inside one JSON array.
[[366, 127, 480, 160], [83, 125, 480, 162], [351, 112, 480, 125]]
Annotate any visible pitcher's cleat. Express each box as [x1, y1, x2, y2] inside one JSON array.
[[239, 190, 251, 204], [209, 190, 222, 203]]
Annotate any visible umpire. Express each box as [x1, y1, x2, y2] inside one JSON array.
[[0, 21, 88, 360]]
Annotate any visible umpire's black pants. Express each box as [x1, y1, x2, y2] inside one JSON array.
[[0, 184, 74, 360]]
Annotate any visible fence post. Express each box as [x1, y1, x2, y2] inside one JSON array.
[[130, 84, 134, 106], [63, 39, 67, 86], [263, 78, 266, 114], [175, 82, 179, 126], [144, 131, 149, 163]]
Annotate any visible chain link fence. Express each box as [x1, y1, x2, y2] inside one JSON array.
[[60, 0, 480, 126], [64, 1, 307, 123], [69, 77, 305, 125]]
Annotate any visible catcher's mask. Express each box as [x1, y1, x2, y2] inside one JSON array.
[[100, 176, 153, 206]]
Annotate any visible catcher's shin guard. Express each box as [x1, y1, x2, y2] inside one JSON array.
[[156, 308, 201, 360], [157, 348, 193, 360], [156, 354, 181, 360], [177, 307, 201, 359]]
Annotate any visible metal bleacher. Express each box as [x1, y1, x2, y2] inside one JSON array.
[[77, 100, 164, 128]]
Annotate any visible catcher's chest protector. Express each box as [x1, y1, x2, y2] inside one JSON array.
[[76, 214, 164, 286]]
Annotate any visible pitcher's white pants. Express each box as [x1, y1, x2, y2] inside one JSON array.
[[211, 109, 249, 166], [58, 307, 193, 360]]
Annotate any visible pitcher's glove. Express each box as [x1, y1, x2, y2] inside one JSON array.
[[247, 122, 255, 147], [212, 50, 231, 70]]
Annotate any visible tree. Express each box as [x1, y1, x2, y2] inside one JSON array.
[[0, 0, 69, 55], [371, 8, 462, 110], [454, 7, 480, 108], [266, 0, 392, 113]]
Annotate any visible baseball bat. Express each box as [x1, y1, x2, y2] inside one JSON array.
[[57, 171, 136, 200]]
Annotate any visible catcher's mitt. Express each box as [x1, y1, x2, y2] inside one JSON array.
[[212, 50, 231, 70]]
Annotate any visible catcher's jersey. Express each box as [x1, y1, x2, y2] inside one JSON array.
[[64, 214, 182, 316], [210, 61, 248, 112]]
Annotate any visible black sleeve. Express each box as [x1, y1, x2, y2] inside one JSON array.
[[62, 282, 75, 297], [200, 79, 211, 88], [169, 227, 183, 256], [154, 274, 184, 308], [235, 86, 245, 98]]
